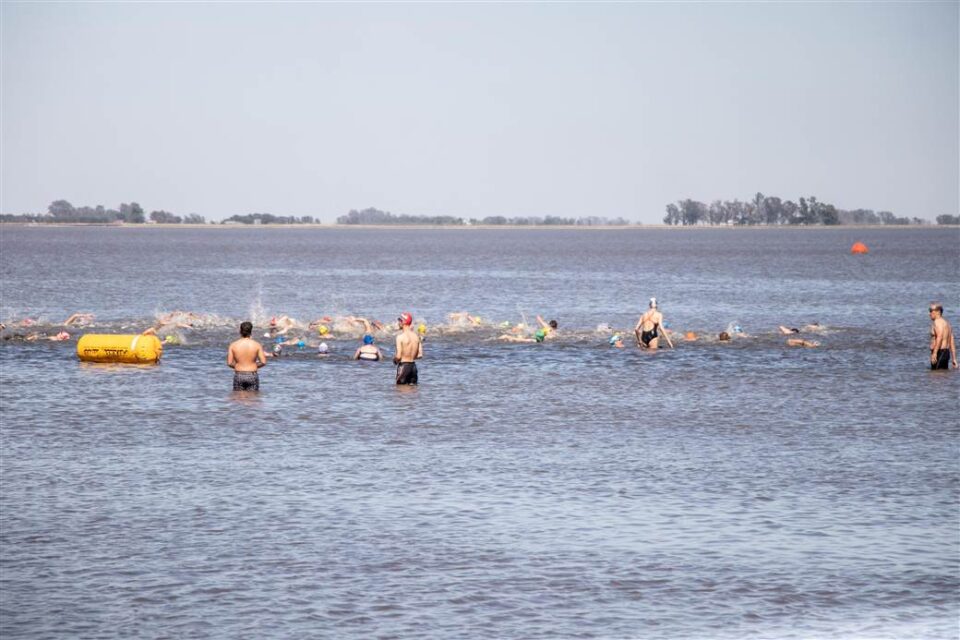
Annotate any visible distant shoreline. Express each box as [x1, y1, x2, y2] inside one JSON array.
[[0, 222, 955, 230]]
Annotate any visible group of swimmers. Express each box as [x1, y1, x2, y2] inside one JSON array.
[[227, 311, 424, 390]]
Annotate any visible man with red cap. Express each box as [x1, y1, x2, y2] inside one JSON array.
[[394, 312, 423, 384]]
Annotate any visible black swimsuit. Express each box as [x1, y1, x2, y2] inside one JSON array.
[[640, 325, 659, 347], [932, 348, 951, 370]]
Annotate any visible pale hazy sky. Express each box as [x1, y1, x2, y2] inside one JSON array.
[[2, 1, 957, 223]]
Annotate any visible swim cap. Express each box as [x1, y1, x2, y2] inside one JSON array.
[[363, 334, 374, 345], [263, 332, 271, 338], [609, 335, 621, 345], [318, 325, 329, 335], [317, 342, 329, 353], [535, 329, 547, 342], [275, 337, 284, 344], [733, 325, 742, 333], [417, 323, 427, 335], [398, 312, 413, 326], [296, 339, 305, 348], [649, 297, 657, 308]]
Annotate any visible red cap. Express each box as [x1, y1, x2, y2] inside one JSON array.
[[398, 312, 413, 326]]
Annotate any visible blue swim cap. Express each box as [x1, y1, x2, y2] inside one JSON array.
[[275, 337, 284, 344], [363, 334, 374, 345], [296, 339, 305, 348], [609, 335, 621, 345], [734, 325, 742, 333]]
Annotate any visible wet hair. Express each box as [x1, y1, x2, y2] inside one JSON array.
[[718, 331, 731, 341], [930, 302, 944, 314], [240, 321, 253, 337], [549, 320, 558, 329]]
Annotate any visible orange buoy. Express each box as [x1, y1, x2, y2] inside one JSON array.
[[851, 242, 869, 254]]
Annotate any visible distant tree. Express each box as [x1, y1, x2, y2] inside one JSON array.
[[150, 210, 182, 224], [936, 214, 959, 225], [821, 204, 839, 225], [183, 213, 206, 224], [48, 200, 76, 218], [663, 203, 681, 225]]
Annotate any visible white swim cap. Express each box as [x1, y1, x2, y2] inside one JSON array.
[[317, 342, 329, 353], [649, 297, 657, 308]]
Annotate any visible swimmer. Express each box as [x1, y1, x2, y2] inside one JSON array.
[[778, 325, 802, 335], [227, 321, 267, 391], [718, 331, 731, 342], [929, 302, 957, 370], [787, 338, 820, 348], [498, 334, 538, 343], [394, 312, 423, 385], [63, 313, 95, 326], [634, 297, 674, 349], [417, 323, 428, 341], [535, 315, 558, 339], [609, 335, 625, 348], [315, 324, 332, 339], [684, 331, 698, 342], [317, 342, 330, 358], [354, 335, 383, 361], [448, 311, 483, 326]]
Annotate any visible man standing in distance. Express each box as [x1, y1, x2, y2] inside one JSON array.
[[634, 297, 674, 350], [394, 312, 423, 385], [228, 321, 267, 390], [929, 302, 957, 370]]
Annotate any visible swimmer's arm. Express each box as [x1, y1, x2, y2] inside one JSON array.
[[536, 315, 548, 329], [353, 348, 362, 360], [660, 322, 675, 348], [227, 345, 236, 369], [416, 337, 423, 360], [951, 330, 957, 367], [256, 344, 267, 367]]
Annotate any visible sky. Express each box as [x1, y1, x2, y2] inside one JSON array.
[[2, 1, 957, 223]]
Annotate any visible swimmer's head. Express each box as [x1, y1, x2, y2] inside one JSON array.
[[929, 302, 944, 316], [649, 297, 657, 309], [684, 331, 698, 341], [609, 335, 621, 346], [733, 325, 742, 334], [398, 312, 413, 326], [318, 325, 329, 335], [56, 331, 70, 340], [417, 323, 427, 335], [275, 336, 284, 344], [719, 331, 731, 341], [240, 321, 252, 337], [317, 342, 329, 354], [296, 339, 305, 349], [535, 329, 547, 342], [549, 320, 558, 330], [363, 334, 374, 345]]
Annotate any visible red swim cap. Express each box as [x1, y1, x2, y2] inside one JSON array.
[[398, 312, 413, 326]]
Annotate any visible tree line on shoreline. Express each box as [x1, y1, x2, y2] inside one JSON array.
[[0, 200, 206, 225], [662, 193, 941, 226], [336, 207, 631, 226], [2, 199, 957, 226]]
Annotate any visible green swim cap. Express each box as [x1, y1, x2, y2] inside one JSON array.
[[535, 329, 546, 342]]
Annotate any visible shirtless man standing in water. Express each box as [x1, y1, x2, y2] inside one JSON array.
[[634, 297, 674, 350], [394, 312, 423, 385], [228, 321, 267, 390], [929, 302, 957, 370]]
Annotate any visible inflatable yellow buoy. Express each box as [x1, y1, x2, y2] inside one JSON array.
[[851, 242, 869, 254], [77, 334, 163, 364]]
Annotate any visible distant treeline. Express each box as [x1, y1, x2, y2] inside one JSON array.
[[0, 200, 206, 224], [663, 194, 939, 226], [222, 213, 316, 225], [936, 214, 960, 225], [337, 207, 631, 226]]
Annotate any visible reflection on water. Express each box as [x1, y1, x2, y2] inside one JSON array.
[[0, 227, 958, 639]]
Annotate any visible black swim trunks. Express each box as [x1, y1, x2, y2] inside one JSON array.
[[396, 361, 418, 385], [233, 371, 260, 391], [932, 348, 951, 370]]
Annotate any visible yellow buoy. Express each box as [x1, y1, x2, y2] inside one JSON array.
[[76, 334, 163, 364]]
